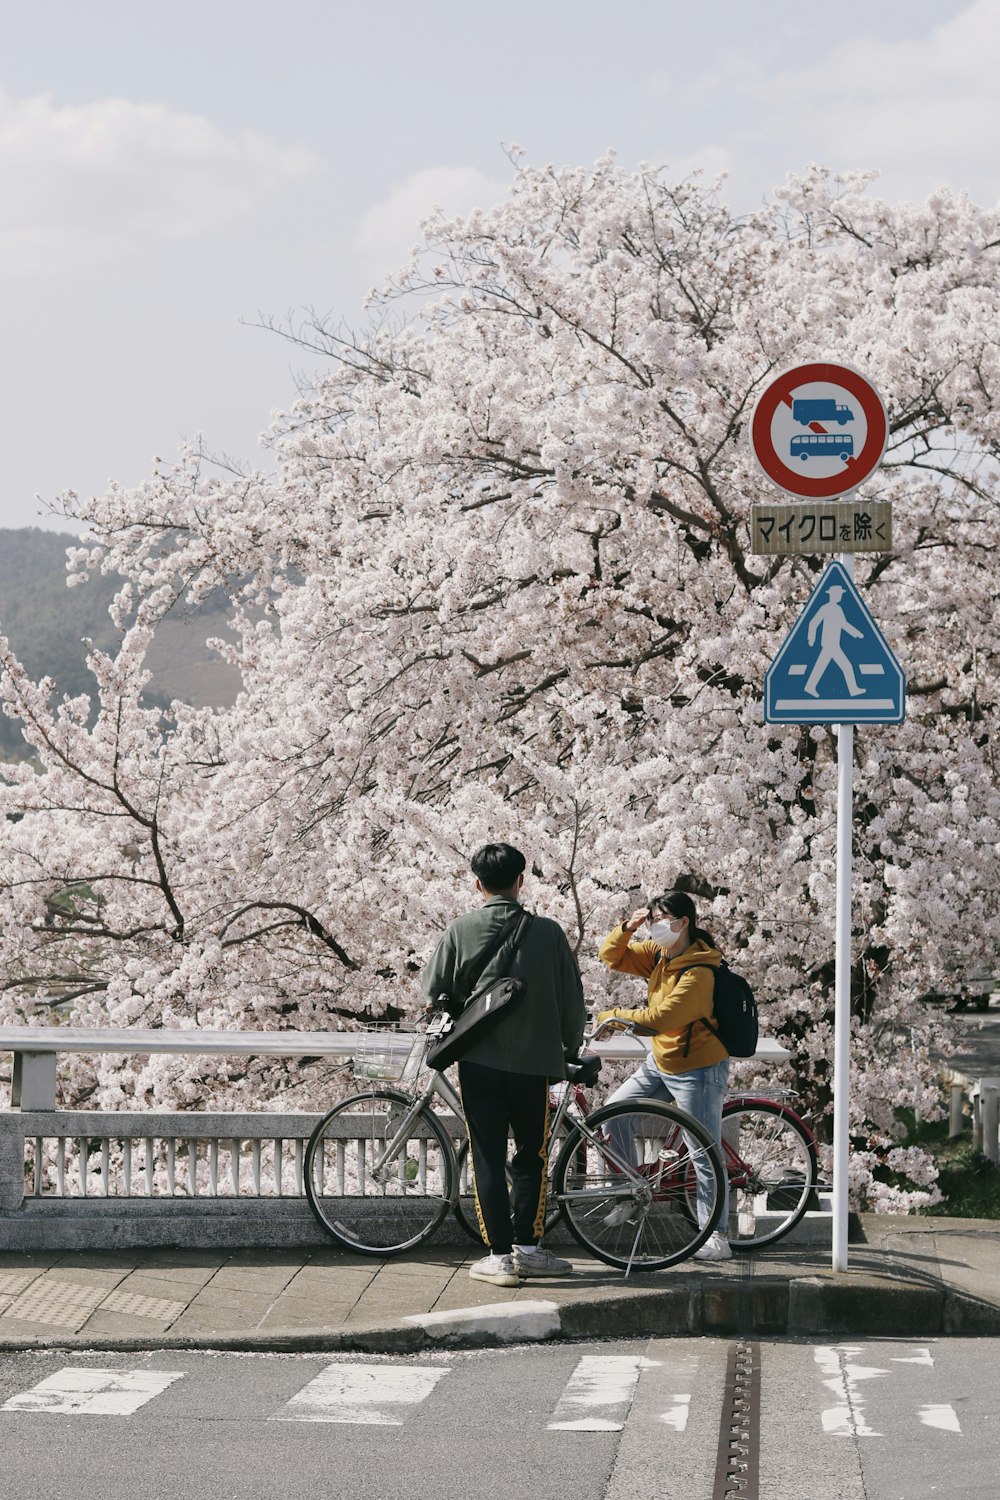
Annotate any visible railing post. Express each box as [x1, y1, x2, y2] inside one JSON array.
[[11, 1052, 57, 1110], [982, 1088, 999, 1165], [949, 1084, 965, 1139], [0, 1115, 26, 1210]]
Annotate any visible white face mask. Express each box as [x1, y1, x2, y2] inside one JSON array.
[[648, 919, 685, 946]]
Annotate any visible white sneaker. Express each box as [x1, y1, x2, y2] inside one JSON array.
[[512, 1246, 573, 1277], [693, 1231, 733, 1262], [603, 1201, 636, 1228], [469, 1253, 521, 1288]]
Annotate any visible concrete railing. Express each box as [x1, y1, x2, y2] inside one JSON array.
[[0, 1025, 793, 1250], [0, 1026, 439, 1249]]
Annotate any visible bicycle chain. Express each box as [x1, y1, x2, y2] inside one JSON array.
[[712, 1339, 761, 1500]]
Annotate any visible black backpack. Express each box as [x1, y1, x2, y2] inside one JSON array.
[[680, 960, 759, 1059]]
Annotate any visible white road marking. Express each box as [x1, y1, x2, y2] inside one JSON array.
[[1, 1368, 183, 1416], [547, 1355, 655, 1432], [815, 1345, 888, 1438], [892, 1348, 934, 1367], [659, 1394, 691, 1431], [272, 1362, 450, 1425], [918, 1404, 961, 1433]]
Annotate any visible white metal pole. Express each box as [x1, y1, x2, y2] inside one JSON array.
[[832, 719, 853, 1272], [832, 550, 856, 1273]]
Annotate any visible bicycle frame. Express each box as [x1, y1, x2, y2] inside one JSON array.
[[359, 1068, 464, 1189]]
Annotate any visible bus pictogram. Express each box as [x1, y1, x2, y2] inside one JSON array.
[[790, 432, 854, 462]]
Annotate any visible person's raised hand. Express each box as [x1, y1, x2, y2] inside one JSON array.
[[623, 906, 650, 934]]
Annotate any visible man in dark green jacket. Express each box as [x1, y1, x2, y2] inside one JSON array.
[[422, 842, 586, 1287]]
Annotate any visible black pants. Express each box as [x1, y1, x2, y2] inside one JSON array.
[[457, 1061, 550, 1255]]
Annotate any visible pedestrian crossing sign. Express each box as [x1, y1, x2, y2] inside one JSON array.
[[765, 561, 905, 724]]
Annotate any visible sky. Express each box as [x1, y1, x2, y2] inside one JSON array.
[[2, 0, 999, 534]]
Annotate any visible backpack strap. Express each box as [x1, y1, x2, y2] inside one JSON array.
[[675, 963, 721, 1054]]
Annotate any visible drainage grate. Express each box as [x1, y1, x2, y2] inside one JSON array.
[[712, 1339, 761, 1500]]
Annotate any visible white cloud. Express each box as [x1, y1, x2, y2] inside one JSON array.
[[0, 90, 325, 273], [677, 0, 1000, 204], [659, 145, 733, 185], [355, 165, 512, 274]]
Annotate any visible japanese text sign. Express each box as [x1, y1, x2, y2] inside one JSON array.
[[751, 500, 892, 556]]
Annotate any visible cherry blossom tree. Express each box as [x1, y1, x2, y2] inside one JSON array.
[[2, 156, 998, 1207]]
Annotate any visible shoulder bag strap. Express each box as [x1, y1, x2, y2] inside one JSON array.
[[459, 909, 525, 997]]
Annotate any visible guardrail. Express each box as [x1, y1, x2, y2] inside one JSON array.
[[0, 1026, 793, 1250]]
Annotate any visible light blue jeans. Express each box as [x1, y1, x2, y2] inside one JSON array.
[[604, 1052, 730, 1232]]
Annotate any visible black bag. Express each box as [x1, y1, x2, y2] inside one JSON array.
[[681, 960, 759, 1059], [425, 911, 534, 1072]]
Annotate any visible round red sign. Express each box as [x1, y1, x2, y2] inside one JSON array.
[[750, 362, 888, 499]]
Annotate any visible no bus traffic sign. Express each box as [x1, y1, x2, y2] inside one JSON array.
[[750, 362, 888, 500]]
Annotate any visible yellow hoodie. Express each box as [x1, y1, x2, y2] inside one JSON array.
[[597, 925, 727, 1074]]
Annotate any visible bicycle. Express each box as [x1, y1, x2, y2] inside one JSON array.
[[449, 1025, 821, 1253], [304, 1015, 727, 1272]]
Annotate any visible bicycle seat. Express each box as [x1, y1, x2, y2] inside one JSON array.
[[565, 1052, 602, 1086]]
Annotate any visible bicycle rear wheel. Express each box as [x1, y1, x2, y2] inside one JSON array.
[[552, 1099, 724, 1272], [305, 1088, 456, 1256], [721, 1100, 820, 1250]]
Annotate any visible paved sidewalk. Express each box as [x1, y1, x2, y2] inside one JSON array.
[[0, 1216, 997, 1352]]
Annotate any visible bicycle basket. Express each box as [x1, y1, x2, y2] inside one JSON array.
[[350, 1026, 425, 1085]]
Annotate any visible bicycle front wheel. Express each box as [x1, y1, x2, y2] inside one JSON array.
[[552, 1099, 725, 1272], [305, 1088, 456, 1256], [722, 1100, 820, 1250]]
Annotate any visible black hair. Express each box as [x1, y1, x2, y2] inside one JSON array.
[[648, 889, 717, 949], [471, 842, 526, 894]]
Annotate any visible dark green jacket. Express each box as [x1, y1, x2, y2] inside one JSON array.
[[421, 896, 586, 1078]]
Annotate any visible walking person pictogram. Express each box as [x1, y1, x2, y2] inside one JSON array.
[[804, 585, 864, 698]]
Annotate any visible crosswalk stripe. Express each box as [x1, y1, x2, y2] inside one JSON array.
[[547, 1355, 653, 1432], [271, 1362, 451, 1425], [918, 1404, 961, 1433], [660, 1394, 691, 1432], [1, 1368, 183, 1416], [815, 1346, 888, 1438]]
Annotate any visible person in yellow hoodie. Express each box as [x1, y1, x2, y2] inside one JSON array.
[[597, 889, 732, 1262]]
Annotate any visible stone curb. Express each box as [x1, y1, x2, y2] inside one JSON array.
[[1, 1273, 997, 1354]]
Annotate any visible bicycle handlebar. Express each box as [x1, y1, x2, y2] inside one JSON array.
[[585, 1015, 657, 1043]]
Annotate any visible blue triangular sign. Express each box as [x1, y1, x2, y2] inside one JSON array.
[[765, 561, 905, 724]]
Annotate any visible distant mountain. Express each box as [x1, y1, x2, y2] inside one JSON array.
[[0, 527, 241, 760]]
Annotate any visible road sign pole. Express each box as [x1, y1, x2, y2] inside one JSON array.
[[832, 551, 855, 1273], [833, 718, 853, 1271]]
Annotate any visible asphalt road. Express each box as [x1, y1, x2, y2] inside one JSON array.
[[0, 1337, 997, 1500], [937, 999, 1000, 1084]]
